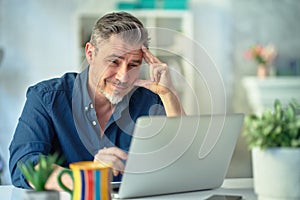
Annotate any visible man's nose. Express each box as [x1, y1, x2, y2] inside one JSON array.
[[116, 63, 129, 82]]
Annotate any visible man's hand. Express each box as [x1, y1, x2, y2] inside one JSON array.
[[135, 46, 185, 116], [29, 164, 73, 191], [134, 46, 176, 96], [94, 147, 128, 177]]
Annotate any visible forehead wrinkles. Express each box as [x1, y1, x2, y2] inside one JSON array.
[[110, 43, 142, 56], [105, 49, 142, 64], [99, 35, 142, 55]]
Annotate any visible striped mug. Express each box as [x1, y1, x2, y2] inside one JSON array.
[[57, 161, 112, 200]]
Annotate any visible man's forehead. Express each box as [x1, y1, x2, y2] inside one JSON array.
[[103, 35, 143, 55], [109, 44, 142, 55]]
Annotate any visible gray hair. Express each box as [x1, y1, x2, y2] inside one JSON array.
[[90, 12, 149, 53]]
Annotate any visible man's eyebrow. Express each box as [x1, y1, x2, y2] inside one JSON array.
[[107, 54, 142, 64], [107, 54, 125, 59], [131, 59, 142, 64]]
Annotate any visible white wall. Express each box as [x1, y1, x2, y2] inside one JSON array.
[[190, 0, 233, 113], [190, 0, 253, 178], [232, 0, 300, 113], [0, 0, 118, 184]]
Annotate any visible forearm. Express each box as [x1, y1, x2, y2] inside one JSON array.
[[160, 91, 186, 117]]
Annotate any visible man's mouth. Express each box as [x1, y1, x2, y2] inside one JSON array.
[[107, 79, 130, 91]]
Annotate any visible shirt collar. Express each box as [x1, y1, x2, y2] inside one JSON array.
[[77, 66, 93, 110]]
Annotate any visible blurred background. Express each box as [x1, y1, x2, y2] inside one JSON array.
[[1, 0, 300, 184]]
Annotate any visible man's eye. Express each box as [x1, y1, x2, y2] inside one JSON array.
[[128, 64, 138, 68], [111, 60, 119, 64]]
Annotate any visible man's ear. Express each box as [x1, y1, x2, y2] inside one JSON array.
[[85, 42, 94, 62]]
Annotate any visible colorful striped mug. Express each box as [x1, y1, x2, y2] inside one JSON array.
[[57, 161, 112, 200]]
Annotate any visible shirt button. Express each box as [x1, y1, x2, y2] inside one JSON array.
[[92, 121, 97, 126], [85, 106, 88, 111]]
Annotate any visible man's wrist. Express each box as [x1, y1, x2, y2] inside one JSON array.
[[159, 90, 185, 117]]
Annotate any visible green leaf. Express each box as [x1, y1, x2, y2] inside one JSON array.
[[286, 106, 295, 121], [17, 152, 64, 191], [242, 98, 300, 148], [291, 139, 300, 147]]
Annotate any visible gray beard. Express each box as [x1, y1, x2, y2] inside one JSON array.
[[102, 91, 123, 105]]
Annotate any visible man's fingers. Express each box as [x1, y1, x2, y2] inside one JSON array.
[[94, 147, 127, 176], [101, 147, 128, 160], [112, 169, 119, 177], [142, 46, 160, 64], [134, 79, 169, 95], [148, 63, 165, 83], [142, 46, 168, 83], [94, 154, 125, 176], [152, 66, 164, 83], [149, 64, 155, 82], [142, 46, 152, 63]]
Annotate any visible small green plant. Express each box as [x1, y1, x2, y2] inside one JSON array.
[[243, 99, 300, 149], [18, 153, 63, 191]]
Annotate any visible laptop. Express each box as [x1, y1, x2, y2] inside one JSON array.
[[112, 114, 244, 199]]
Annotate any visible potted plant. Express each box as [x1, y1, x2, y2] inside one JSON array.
[[18, 153, 63, 200], [244, 44, 277, 77], [243, 99, 300, 200]]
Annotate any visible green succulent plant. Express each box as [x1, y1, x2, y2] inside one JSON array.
[[243, 99, 300, 149], [18, 153, 64, 191]]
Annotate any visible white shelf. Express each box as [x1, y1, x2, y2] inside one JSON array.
[[242, 76, 300, 114]]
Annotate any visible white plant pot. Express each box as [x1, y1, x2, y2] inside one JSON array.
[[252, 147, 300, 200]]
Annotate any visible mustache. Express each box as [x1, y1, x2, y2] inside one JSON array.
[[106, 79, 131, 88]]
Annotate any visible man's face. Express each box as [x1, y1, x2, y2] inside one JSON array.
[[86, 35, 143, 104]]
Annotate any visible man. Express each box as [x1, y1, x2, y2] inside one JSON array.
[[9, 11, 184, 191]]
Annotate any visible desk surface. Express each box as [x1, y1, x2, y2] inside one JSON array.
[[0, 178, 257, 200]]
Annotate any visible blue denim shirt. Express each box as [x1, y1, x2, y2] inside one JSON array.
[[9, 67, 165, 188]]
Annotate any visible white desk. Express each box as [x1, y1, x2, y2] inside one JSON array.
[[0, 178, 257, 199]]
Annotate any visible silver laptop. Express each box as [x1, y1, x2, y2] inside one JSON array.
[[112, 114, 244, 199]]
